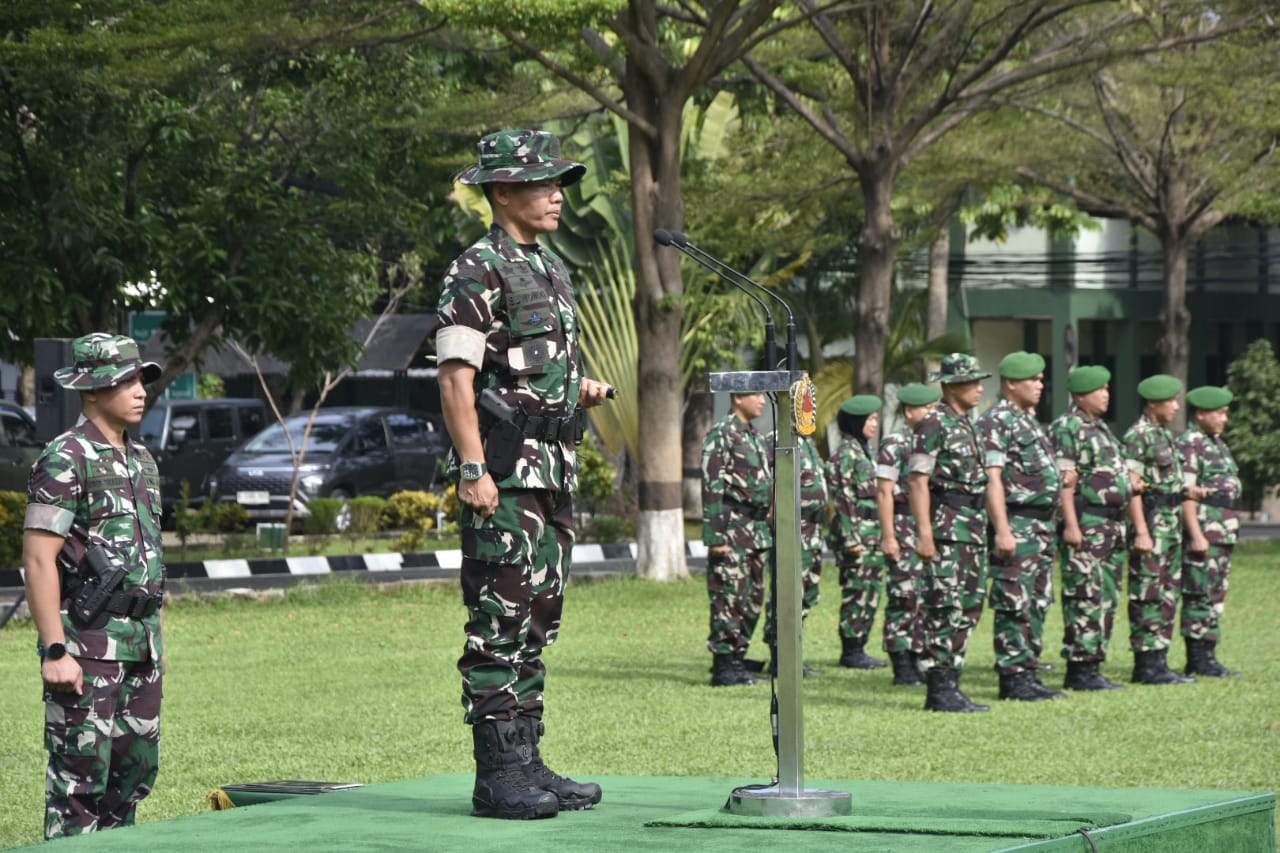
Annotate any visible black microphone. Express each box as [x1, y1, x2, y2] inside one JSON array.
[[669, 231, 798, 372], [655, 229, 777, 370]]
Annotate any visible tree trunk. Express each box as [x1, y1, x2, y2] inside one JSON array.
[[927, 227, 950, 342], [626, 67, 689, 582], [854, 165, 901, 395], [1156, 228, 1192, 432], [681, 382, 713, 522]]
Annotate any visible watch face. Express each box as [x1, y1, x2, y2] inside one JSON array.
[[46, 643, 67, 661], [461, 462, 484, 480]]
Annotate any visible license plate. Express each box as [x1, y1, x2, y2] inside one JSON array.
[[236, 491, 270, 506]]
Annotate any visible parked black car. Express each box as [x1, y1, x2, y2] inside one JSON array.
[[138, 398, 268, 517], [209, 406, 449, 521], [0, 401, 41, 494]]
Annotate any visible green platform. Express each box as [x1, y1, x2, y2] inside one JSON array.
[[18, 775, 1275, 852]]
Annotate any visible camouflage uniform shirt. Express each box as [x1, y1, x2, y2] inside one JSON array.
[[702, 414, 773, 551], [827, 436, 875, 552], [910, 401, 988, 543], [1049, 404, 1131, 513], [436, 223, 583, 492], [1177, 427, 1241, 545], [24, 417, 165, 662], [876, 427, 912, 507], [979, 398, 1061, 531], [1124, 414, 1186, 513]]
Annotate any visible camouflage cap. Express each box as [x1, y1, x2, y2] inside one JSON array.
[[456, 130, 586, 187], [1137, 373, 1182, 402], [54, 333, 162, 390], [1066, 365, 1110, 394], [839, 394, 882, 416], [927, 353, 991, 384], [1186, 385, 1232, 411], [898, 383, 942, 407], [998, 351, 1046, 380]]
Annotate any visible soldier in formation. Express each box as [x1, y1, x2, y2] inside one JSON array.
[[909, 354, 991, 712], [827, 395, 888, 670], [702, 391, 772, 687], [979, 352, 1069, 701], [876, 383, 941, 686], [437, 129, 609, 820], [1177, 385, 1243, 678], [1123, 375, 1201, 685], [22, 333, 168, 838]]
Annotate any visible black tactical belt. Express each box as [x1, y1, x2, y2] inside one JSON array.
[[893, 499, 909, 515], [932, 490, 984, 510], [1007, 503, 1057, 521], [103, 591, 164, 619], [802, 510, 825, 523], [1201, 495, 1240, 510], [1144, 492, 1182, 509], [521, 410, 584, 444], [856, 505, 879, 521], [725, 499, 769, 521], [1077, 501, 1124, 521]]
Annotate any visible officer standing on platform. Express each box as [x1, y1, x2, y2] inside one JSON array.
[[702, 391, 772, 687], [909, 354, 991, 712], [1177, 385, 1243, 678], [22, 334, 167, 838], [437, 129, 609, 820], [1123, 374, 1201, 685], [877, 383, 941, 686], [978, 352, 1069, 702], [827, 394, 887, 670], [1050, 365, 1133, 691]]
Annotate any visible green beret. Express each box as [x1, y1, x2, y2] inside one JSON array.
[[839, 394, 882, 416], [1137, 374, 1182, 402], [1066, 365, 1110, 395], [999, 351, 1046, 380], [897, 383, 942, 407], [1186, 385, 1232, 410]]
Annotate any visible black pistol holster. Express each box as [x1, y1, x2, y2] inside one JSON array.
[[71, 544, 130, 630], [478, 389, 527, 480]]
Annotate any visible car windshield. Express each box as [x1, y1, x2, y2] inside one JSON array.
[[139, 408, 166, 446], [242, 416, 355, 453]]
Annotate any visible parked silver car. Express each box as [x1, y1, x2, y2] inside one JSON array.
[[209, 406, 449, 521]]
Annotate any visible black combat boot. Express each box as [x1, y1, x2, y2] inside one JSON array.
[[1131, 649, 1196, 685], [517, 717, 602, 811], [1064, 661, 1125, 691], [953, 671, 991, 712], [710, 653, 760, 686], [998, 670, 1054, 701], [1184, 638, 1240, 678], [838, 637, 887, 669], [1029, 669, 1067, 699], [470, 719, 559, 820], [889, 651, 924, 685], [924, 668, 988, 712]]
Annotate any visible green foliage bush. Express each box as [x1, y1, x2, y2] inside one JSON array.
[[584, 513, 634, 544], [345, 496, 387, 553], [1226, 339, 1280, 510], [203, 501, 250, 533], [575, 433, 617, 514], [303, 498, 344, 536], [0, 491, 26, 570]]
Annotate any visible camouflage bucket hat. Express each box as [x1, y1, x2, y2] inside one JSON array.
[[54, 333, 162, 390], [456, 129, 587, 187], [927, 353, 991, 384]]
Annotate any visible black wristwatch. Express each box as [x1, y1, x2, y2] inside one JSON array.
[[460, 460, 488, 481], [38, 642, 68, 662]]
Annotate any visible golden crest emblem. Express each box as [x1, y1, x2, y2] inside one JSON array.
[[791, 374, 817, 436]]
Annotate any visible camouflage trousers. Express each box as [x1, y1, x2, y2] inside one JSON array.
[[43, 656, 162, 839], [707, 545, 768, 657], [1128, 510, 1182, 653], [838, 519, 884, 642], [881, 513, 922, 655], [988, 517, 1054, 675], [1060, 516, 1126, 663], [801, 520, 825, 618], [1181, 541, 1233, 643], [919, 540, 987, 673], [458, 487, 573, 723]]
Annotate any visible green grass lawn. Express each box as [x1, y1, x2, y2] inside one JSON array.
[[1, 542, 1277, 848]]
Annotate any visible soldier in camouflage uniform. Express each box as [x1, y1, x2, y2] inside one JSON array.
[[703, 391, 772, 686], [826, 395, 887, 670], [22, 334, 167, 839], [1123, 374, 1201, 685], [909, 354, 991, 712], [1050, 365, 1133, 691], [436, 130, 610, 820], [1177, 385, 1242, 678], [978, 352, 1069, 702], [877, 383, 941, 686]]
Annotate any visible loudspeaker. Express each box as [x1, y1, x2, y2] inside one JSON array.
[[34, 338, 81, 443]]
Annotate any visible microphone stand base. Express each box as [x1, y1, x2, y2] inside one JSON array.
[[726, 786, 853, 818]]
